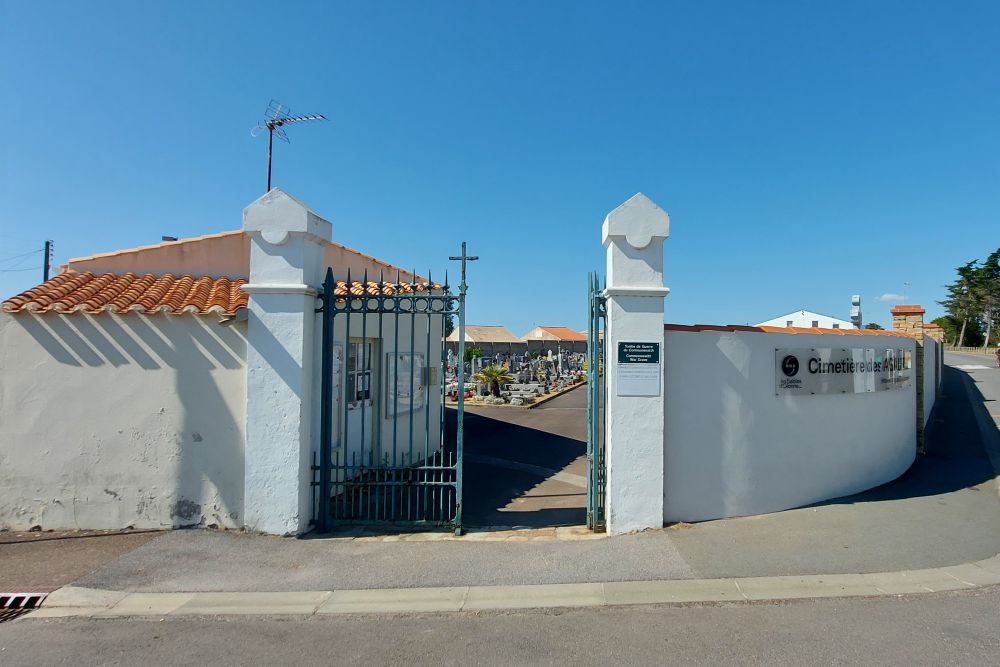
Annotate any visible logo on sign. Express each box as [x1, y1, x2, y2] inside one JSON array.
[[781, 355, 800, 377]]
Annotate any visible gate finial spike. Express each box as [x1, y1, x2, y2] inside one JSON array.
[[444, 269, 449, 290], [363, 268, 369, 293]]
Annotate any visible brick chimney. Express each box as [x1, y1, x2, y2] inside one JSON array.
[[891, 305, 925, 340], [891, 305, 926, 452]]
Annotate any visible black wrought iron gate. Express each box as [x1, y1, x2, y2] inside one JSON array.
[[586, 271, 606, 531], [314, 264, 465, 533]]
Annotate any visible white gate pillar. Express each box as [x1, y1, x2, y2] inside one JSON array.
[[242, 189, 331, 535], [602, 193, 670, 535]]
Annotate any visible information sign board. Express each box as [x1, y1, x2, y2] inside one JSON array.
[[617, 341, 661, 396], [775, 347, 911, 396]]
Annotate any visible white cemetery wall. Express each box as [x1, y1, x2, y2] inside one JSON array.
[[662, 327, 917, 523], [0, 312, 247, 530]]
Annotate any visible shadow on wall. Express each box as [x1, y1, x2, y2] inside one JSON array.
[[11, 313, 246, 529]]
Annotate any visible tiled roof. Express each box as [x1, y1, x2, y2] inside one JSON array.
[[2, 271, 248, 315], [664, 323, 912, 338], [891, 305, 925, 315], [332, 280, 442, 297], [2, 272, 444, 316], [537, 326, 588, 341]]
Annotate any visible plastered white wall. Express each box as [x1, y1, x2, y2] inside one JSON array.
[[0, 312, 247, 530], [65, 232, 418, 284], [663, 329, 917, 523]]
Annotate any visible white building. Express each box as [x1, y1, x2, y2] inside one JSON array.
[[0, 189, 446, 535], [756, 309, 856, 330]]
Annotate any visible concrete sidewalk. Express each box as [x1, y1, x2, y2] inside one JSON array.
[[12, 354, 1000, 617]]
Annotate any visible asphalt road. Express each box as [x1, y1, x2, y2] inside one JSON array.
[[3, 587, 999, 666]]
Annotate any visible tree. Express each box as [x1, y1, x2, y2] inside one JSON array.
[[932, 315, 984, 347], [864, 323, 884, 330], [940, 260, 981, 347], [939, 248, 1000, 347], [976, 249, 1000, 346], [474, 364, 514, 398], [464, 346, 483, 363]]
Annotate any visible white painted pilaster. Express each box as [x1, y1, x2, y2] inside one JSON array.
[[242, 189, 331, 535], [602, 193, 670, 535]]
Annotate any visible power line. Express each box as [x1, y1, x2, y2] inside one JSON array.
[[0, 266, 42, 273], [0, 249, 42, 264]]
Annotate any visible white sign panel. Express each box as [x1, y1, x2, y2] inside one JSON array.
[[775, 347, 912, 396], [616, 342, 661, 397]]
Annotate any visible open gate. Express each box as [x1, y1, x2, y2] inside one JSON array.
[[313, 260, 466, 534], [586, 271, 606, 531]]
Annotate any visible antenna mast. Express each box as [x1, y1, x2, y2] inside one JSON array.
[[252, 100, 326, 192]]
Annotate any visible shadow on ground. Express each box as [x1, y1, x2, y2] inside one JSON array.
[[458, 409, 586, 528], [809, 364, 996, 508]]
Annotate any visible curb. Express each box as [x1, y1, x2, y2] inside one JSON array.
[[526, 381, 586, 409], [27, 554, 1000, 619]]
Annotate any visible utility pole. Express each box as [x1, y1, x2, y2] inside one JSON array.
[[43, 240, 52, 282], [448, 241, 478, 535]]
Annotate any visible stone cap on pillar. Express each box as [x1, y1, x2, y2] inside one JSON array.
[[602, 192, 670, 250], [602, 193, 670, 296], [243, 188, 332, 246]]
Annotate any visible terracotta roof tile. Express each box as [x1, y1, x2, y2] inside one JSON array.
[[331, 280, 442, 298], [537, 326, 588, 341], [2, 272, 249, 315]]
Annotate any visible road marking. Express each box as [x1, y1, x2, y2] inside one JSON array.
[[954, 365, 991, 371]]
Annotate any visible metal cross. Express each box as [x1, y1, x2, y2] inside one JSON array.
[[448, 241, 479, 296]]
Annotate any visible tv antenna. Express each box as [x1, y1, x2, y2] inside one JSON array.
[[251, 100, 326, 192]]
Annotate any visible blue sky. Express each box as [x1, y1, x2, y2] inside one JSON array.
[[2, 1, 997, 332]]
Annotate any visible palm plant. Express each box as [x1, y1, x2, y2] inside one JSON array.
[[475, 364, 514, 398]]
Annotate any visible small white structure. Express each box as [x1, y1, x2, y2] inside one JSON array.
[[0, 189, 443, 535], [445, 325, 521, 345], [756, 309, 855, 330]]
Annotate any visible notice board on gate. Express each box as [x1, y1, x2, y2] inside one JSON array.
[[616, 341, 661, 396]]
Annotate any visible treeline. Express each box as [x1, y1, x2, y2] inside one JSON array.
[[937, 248, 999, 347]]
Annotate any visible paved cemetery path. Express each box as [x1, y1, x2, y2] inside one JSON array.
[[459, 386, 590, 528]]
